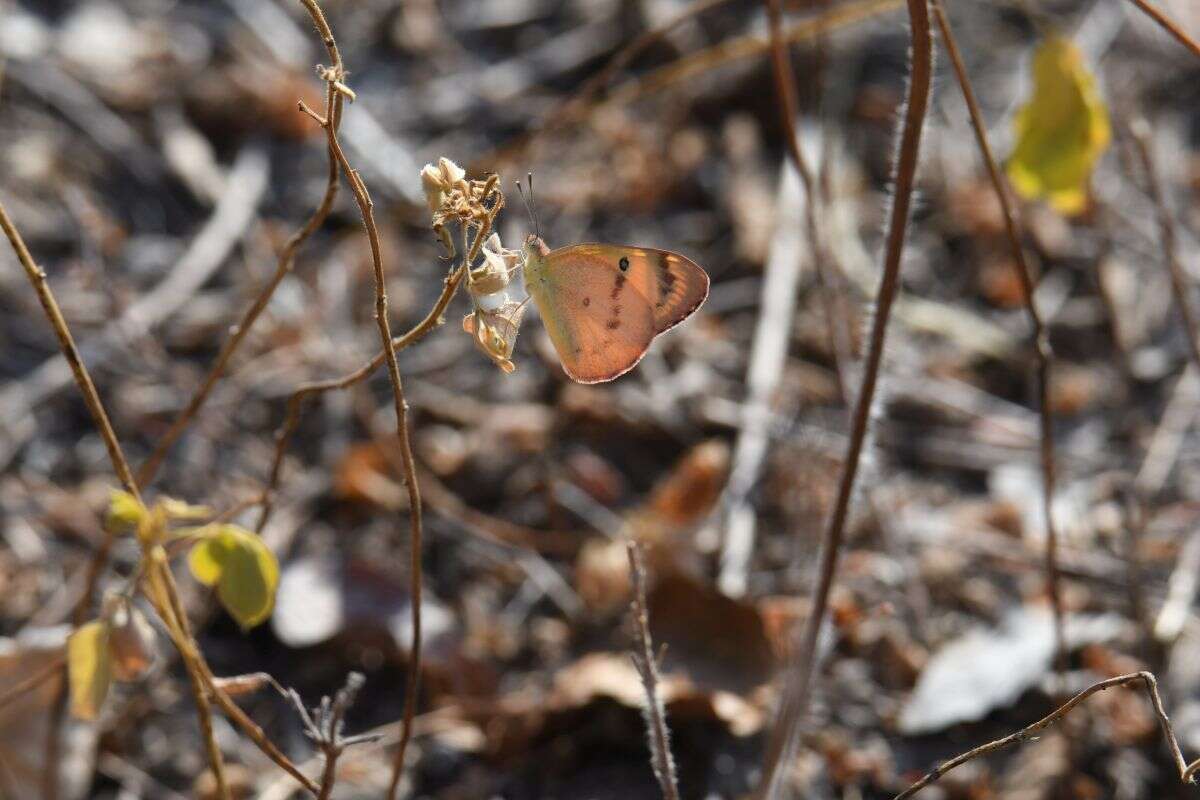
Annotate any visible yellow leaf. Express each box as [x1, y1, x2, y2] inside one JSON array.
[[67, 621, 112, 720], [106, 490, 145, 531], [1006, 36, 1110, 215], [187, 526, 279, 629], [188, 533, 227, 587]]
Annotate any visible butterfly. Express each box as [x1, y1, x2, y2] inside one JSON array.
[[517, 235, 710, 383]]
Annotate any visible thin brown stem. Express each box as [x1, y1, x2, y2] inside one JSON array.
[[317, 751, 339, 800], [930, 0, 1065, 678], [2, 199, 149, 800], [135, 88, 345, 489], [626, 541, 680, 800], [294, 5, 424, 798], [756, 0, 933, 796], [892, 671, 1198, 798], [1128, 120, 1200, 372], [1123, 0, 1200, 61], [147, 555, 229, 800], [256, 265, 465, 533]]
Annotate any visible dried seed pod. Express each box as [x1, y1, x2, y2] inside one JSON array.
[[103, 595, 157, 682]]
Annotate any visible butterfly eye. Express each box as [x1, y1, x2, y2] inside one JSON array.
[[619, 256, 630, 271]]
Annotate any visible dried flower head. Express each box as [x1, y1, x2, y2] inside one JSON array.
[[463, 300, 528, 375], [418, 158, 524, 373], [462, 232, 529, 373], [468, 233, 519, 297], [420, 157, 466, 213], [420, 158, 503, 259]]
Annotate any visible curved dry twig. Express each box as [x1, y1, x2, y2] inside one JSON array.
[[294, 4, 425, 798], [892, 671, 1199, 799]]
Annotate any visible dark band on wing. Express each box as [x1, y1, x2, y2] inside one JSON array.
[[651, 252, 708, 333]]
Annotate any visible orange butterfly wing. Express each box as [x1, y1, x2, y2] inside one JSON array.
[[528, 244, 709, 383]]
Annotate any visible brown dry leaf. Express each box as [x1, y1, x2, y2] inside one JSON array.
[[333, 442, 404, 508], [947, 178, 1007, 238], [543, 652, 762, 735], [550, 652, 659, 709], [978, 256, 1028, 309], [647, 570, 775, 694], [1048, 363, 1103, 415], [642, 439, 730, 529], [564, 449, 627, 506]]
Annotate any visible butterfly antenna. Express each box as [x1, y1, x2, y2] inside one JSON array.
[[515, 179, 537, 239], [528, 172, 540, 240]]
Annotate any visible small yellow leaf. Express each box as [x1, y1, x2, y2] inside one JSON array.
[[67, 620, 112, 720], [106, 490, 145, 530], [1006, 36, 1110, 215], [188, 533, 227, 587], [188, 526, 279, 629]]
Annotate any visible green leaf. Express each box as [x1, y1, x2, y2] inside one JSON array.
[[1006, 36, 1110, 216], [67, 620, 112, 720], [187, 526, 279, 629], [106, 490, 145, 531]]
